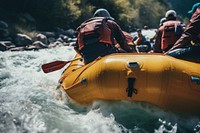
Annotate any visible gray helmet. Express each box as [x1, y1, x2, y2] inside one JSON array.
[[159, 17, 166, 26], [165, 10, 177, 20], [93, 8, 114, 20]]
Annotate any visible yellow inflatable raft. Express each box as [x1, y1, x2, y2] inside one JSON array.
[[57, 53, 200, 115]]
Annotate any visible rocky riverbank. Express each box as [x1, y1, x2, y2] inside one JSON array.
[[0, 20, 77, 52]]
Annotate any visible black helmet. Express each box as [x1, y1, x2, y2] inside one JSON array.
[[93, 8, 114, 20]]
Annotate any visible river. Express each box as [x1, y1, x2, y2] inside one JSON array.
[[0, 46, 200, 133]]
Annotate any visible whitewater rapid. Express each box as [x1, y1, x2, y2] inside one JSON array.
[[0, 46, 199, 133]]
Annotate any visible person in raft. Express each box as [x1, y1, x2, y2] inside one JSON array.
[[154, 10, 184, 53], [165, 3, 200, 55], [132, 28, 151, 53], [74, 8, 133, 64]]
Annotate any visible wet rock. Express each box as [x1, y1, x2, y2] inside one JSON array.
[[15, 34, 32, 47], [63, 29, 76, 38], [0, 42, 6, 51], [24, 45, 39, 51], [36, 33, 47, 44], [0, 20, 78, 52], [48, 43, 57, 48], [48, 41, 64, 48], [25, 41, 48, 51], [68, 42, 76, 46], [48, 37, 56, 44], [57, 37, 64, 43], [32, 41, 48, 48], [0, 20, 10, 39], [9, 47, 25, 51], [59, 34, 69, 42], [71, 38, 77, 42], [0, 21, 8, 29], [41, 31, 55, 38], [0, 41, 15, 51]]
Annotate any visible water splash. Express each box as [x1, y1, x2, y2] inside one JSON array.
[[0, 46, 199, 133], [154, 118, 177, 133]]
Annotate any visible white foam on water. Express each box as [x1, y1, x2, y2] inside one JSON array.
[[0, 46, 199, 133]]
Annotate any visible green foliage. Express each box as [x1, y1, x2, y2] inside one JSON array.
[[0, 0, 193, 32], [85, 0, 135, 30], [132, 0, 167, 29]]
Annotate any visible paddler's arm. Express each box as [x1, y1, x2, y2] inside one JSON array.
[[74, 40, 81, 55], [108, 20, 133, 52], [165, 13, 200, 54], [154, 28, 163, 53]]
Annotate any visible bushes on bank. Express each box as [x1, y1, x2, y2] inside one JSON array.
[[0, 0, 188, 32]]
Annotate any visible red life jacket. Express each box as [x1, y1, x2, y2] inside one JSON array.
[[161, 20, 183, 51], [77, 17, 113, 50]]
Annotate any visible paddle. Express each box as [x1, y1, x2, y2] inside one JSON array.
[[42, 57, 82, 73]]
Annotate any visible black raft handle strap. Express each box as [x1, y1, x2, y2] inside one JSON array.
[[126, 78, 138, 97]]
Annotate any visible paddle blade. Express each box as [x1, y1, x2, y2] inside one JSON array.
[[42, 61, 68, 73]]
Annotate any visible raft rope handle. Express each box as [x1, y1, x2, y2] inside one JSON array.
[[58, 56, 101, 91], [126, 78, 138, 97], [57, 78, 87, 94], [59, 66, 83, 84], [72, 56, 101, 84], [65, 78, 87, 90]]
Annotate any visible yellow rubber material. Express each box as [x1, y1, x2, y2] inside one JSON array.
[[58, 53, 200, 115]]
